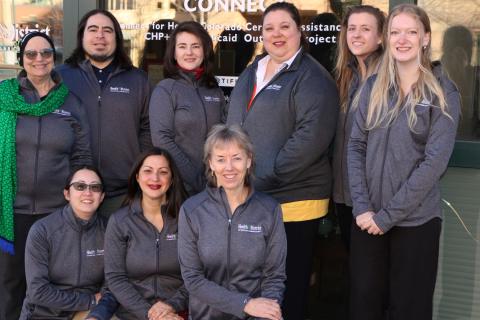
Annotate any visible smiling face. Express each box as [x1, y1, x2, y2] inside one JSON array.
[[23, 36, 54, 81], [262, 9, 302, 63], [64, 169, 105, 220], [82, 13, 116, 67], [136, 155, 172, 204], [174, 31, 204, 71], [347, 12, 382, 61], [389, 12, 430, 65], [209, 141, 252, 193]]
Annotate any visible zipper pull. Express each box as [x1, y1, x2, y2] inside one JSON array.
[[156, 237, 160, 248]]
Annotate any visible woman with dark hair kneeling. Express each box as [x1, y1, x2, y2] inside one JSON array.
[[105, 148, 188, 320], [20, 166, 117, 320], [178, 124, 287, 320]]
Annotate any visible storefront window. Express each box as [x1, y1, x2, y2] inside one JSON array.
[[103, 0, 381, 89], [0, 0, 63, 78], [418, 0, 480, 142]]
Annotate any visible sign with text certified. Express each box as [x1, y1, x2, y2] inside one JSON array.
[[215, 76, 238, 87]]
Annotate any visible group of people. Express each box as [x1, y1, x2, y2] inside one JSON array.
[[0, 1, 460, 320]]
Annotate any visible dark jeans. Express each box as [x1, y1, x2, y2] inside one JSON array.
[[0, 213, 49, 320], [349, 218, 441, 320], [282, 218, 320, 320], [335, 203, 353, 251]]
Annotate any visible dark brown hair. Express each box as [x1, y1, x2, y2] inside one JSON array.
[[65, 9, 132, 69], [262, 2, 309, 50], [163, 21, 218, 88], [335, 5, 385, 112], [123, 148, 187, 219]]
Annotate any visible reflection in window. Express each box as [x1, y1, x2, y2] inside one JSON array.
[[0, 0, 63, 65], [441, 26, 479, 140], [419, 0, 480, 141]]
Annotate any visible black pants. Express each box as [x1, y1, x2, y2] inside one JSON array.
[[335, 203, 353, 251], [349, 218, 441, 320], [282, 219, 319, 320], [0, 213, 48, 320]]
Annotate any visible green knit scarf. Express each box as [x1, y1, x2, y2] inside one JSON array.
[[0, 78, 68, 255]]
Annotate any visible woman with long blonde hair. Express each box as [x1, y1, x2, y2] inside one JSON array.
[[347, 4, 460, 319], [332, 5, 385, 250]]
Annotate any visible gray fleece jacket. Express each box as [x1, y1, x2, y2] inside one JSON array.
[[348, 64, 460, 233], [149, 72, 224, 195], [57, 61, 151, 197], [20, 205, 115, 320], [227, 50, 339, 204], [14, 71, 92, 215], [332, 60, 362, 206], [178, 187, 286, 319], [104, 200, 188, 320]]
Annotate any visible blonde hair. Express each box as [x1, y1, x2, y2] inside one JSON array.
[[365, 4, 449, 131], [203, 124, 255, 187], [335, 5, 386, 113]]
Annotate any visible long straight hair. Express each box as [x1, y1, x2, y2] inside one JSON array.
[[365, 4, 449, 130], [335, 5, 385, 113]]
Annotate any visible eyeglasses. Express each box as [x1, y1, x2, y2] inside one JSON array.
[[24, 48, 54, 60], [69, 182, 103, 193]]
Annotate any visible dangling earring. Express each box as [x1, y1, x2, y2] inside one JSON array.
[[211, 170, 214, 177], [423, 45, 427, 50]]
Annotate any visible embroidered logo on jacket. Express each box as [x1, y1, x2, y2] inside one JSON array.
[[265, 84, 282, 91], [237, 224, 263, 233], [86, 249, 104, 257], [52, 109, 71, 116], [418, 98, 431, 107], [204, 96, 221, 102], [109, 86, 130, 94], [166, 234, 177, 241]]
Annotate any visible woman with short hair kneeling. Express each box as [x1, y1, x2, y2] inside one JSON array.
[[178, 124, 287, 320]]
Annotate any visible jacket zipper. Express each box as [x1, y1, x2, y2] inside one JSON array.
[[219, 190, 233, 288], [32, 117, 42, 214], [77, 228, 83, 286], [139, 212, 163, 298], [96, 95, 102, 169], [378, 125, 392, 207], [227, 217, 232, 288], [155, 233, 160, 297], [219, 189, 248, 289]]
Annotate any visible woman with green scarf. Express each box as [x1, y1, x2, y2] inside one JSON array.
[[0, 31, 92, 320]]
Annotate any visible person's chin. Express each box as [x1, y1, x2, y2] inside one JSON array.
[[89, 53, 114, 63]]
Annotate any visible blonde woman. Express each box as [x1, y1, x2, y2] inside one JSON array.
[[178, 124, 286, 320], [332, 5, 385, 250], [348, 4, 460, 319]]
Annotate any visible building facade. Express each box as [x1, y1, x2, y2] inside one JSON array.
[[1, 0, 479, 318]]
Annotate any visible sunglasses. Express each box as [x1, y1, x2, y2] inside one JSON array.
[[69, 182, 103, 193], [24, 48, 54, 60]]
